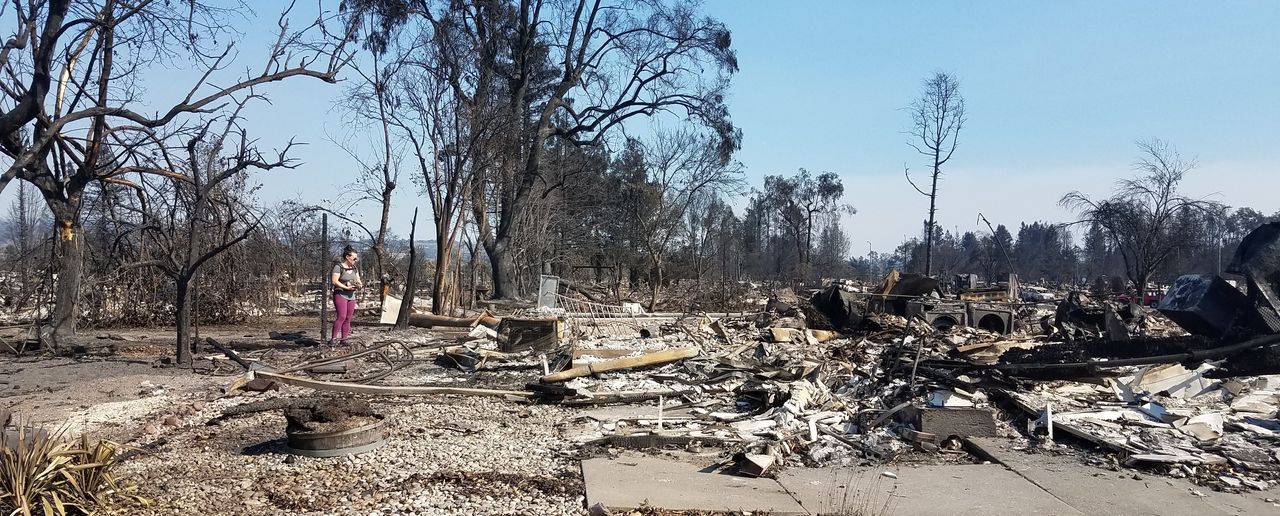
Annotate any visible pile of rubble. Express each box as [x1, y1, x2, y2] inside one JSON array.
[[507, 223, 1280, 491], [511, 282, 1280, 494], [112, 223, 1280, 512]]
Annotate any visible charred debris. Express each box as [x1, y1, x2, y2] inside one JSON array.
[[204, 223, 1280, 493]]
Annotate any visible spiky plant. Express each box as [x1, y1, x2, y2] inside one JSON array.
[[0, 423, 147, 516]]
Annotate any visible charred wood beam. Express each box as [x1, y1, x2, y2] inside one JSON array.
[[980, 333, 1280, 377]]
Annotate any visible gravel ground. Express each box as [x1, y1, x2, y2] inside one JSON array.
[[2, 321, 594, 515], [116, 391, 587, 516]]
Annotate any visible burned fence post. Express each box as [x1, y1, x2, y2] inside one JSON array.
[[320, 213, 329, 343]]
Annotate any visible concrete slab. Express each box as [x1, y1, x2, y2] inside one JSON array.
[[968, 437, 1280, 516], [581, 457, 807, 515], [776, 464, 1084, 516]]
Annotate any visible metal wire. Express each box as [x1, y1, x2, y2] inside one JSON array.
[[552, 292, 645, 338]]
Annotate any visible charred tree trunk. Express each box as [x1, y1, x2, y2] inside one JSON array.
[[372, 51, 396, 312], [374, 185, 392, 310], [467, 238, 479, 309], [14, 182, 32, 311], [43, 190, 83, 350], [648, 258, 664, 312], [1134, 267, 1152, 305], [924, 162, 939, 277], [489, 240, 517, 300], [432, 236, 451, 315], [175, 277, 192, 365], [320, 213, 329, 342], [793, 232, 806, 278], [45, 221, 82, 349], [395, 209, 419, 330], [804, 211, 814, 268]]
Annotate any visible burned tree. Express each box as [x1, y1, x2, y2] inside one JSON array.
[[395, 208, 419, 328], [395, 65, 477, 316], [113, 98, 305, 365], [761, 169, 851, 279], [1061, 139, 1222, 300], [905, 71, 966, 277], [625, 129, 742, 309], [684, 194, 737, 286], [319, 8, 414, 311], [0, 1, 352, 349], [347, 0, 740, 298], [2, 181, 46, 312], [814, 219, 853, 278]]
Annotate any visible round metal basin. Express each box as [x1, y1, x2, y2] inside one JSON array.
[[285, 415, 387, 458]]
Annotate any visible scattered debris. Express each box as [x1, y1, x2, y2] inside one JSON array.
[[16, 241, 1280, 513]]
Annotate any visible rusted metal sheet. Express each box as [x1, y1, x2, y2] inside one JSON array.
[[498, 317, 562, 352]]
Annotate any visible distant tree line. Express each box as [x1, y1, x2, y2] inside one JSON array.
[[873, 141, 1264, 294], [867, 205, 1272, 293]]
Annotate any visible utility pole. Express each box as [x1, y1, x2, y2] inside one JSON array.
[[1217, 234, 1223, 276]]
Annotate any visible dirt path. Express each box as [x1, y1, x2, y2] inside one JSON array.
[[1, 317, 322, 437]]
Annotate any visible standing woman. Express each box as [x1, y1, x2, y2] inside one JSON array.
[[331, 245, 363, 344]]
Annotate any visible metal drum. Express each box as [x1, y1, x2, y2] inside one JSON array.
[[285, 415, 387, 458]]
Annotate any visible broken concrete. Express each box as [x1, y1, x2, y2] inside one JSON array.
[[902, 406, 999, 439], [582, 456, 1090, 516], [776, 464, 1084, 516], [580, 457, 807, 514], [967, 438, 1280, 516]]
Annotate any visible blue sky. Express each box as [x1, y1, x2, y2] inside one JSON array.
[[7, 1, 1277, 257], [701, 0, 1279, 253]]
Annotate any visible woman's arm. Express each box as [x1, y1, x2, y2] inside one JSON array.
[[331, 271, 349, 290]]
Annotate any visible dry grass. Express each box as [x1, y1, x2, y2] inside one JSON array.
[[821, 470, 897, 516], [0, 423, 147, 515]]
